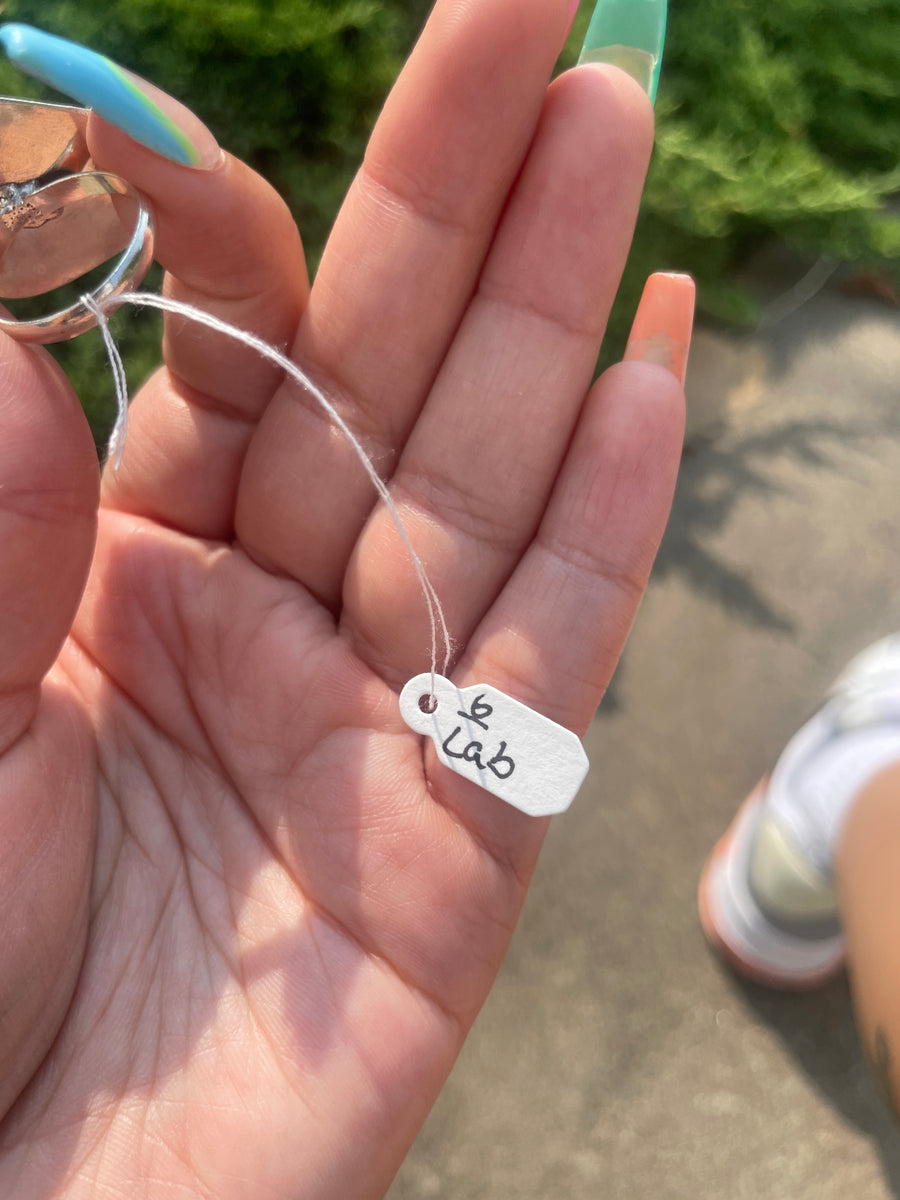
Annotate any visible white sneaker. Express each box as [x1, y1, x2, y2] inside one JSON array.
[[698, 635, 900, 989]]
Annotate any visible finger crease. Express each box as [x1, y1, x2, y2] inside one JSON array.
[[359, 160, 484, 242], [476, 282, 600, 344], [534, 534, 647, 604], [280, 359, 406, 471], [391, 477, 529, 557], [166, 372, 260, 429]]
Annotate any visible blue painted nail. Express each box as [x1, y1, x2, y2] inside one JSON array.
[[578, 0, 668, 105], [0, 23, 213, 166]]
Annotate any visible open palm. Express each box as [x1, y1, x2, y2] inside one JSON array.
[[0, 2, 684, 1196]]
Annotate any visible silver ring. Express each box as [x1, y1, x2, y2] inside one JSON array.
[[0, 98, 154, 345]]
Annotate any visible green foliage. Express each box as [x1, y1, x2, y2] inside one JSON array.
[[0, 0, 430, 442], [1, 0, 897, 434], [656, 0, 900, 257], [564, 0, 900, 353], [2, 0, 428, 253]]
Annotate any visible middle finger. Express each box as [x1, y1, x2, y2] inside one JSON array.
[[236, 0, 575, 606]]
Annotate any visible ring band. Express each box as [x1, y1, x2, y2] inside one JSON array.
[[0, 97, 154, 345], [0, 170, 154, 345]]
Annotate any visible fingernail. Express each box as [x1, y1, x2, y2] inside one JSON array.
[[0, 24, 220, 168], [577, 0, 667, 105], [624, 273, 695, 386]]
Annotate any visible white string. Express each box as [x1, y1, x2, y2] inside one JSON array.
[[83, 291, 452, 687], [88, 295, 130, 469]]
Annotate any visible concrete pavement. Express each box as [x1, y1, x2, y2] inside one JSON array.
[[388, 255, 900, 1199]]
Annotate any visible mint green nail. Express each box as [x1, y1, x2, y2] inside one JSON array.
[[578, 0, 668, 105], [0, 23, 201, 165]]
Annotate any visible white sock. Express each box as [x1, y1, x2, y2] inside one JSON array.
[[766, 721, 900, 875]]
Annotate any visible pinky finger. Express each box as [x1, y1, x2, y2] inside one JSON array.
[[460, 272, 693, 729], [439, 274, 693, 854]]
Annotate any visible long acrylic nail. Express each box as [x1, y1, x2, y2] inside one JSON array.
[[578, 0, 667, 105], [624, 273, 695, 386], [0, 23, 220, 168]]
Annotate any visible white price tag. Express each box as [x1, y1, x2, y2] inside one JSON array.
[[399, 673, 589, 817]]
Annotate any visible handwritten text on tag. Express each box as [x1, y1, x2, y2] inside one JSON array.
[[399, 674, 589, 817]]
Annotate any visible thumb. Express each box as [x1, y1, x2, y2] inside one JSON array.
[[0, 334, 99, 1118], [0, 335, 99, 749]]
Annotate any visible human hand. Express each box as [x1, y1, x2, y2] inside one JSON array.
[[0, 2, 690, 1196]]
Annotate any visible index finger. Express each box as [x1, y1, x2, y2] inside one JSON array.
[[86, 93, 308, 538], [0, 23, 309, 537]]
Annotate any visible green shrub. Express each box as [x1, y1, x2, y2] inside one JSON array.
[[0, 0, 431, 441], [1, 0, 897, 440], [565, 0, 900, 349]]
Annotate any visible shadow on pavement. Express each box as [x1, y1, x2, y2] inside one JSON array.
[[601, 412, 897, 716], [732, 971, 900, 1197], [655, 416, 895, 632]]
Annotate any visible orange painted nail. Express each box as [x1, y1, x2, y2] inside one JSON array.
[[623, 272, 696, 386]]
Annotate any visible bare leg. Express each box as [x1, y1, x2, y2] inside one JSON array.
[[836, 759, 900, 1118]]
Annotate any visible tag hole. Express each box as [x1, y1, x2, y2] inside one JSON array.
[[418, 694, 438, 714]]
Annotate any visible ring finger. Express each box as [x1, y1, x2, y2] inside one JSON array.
[[342, 64, 655, 686]]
